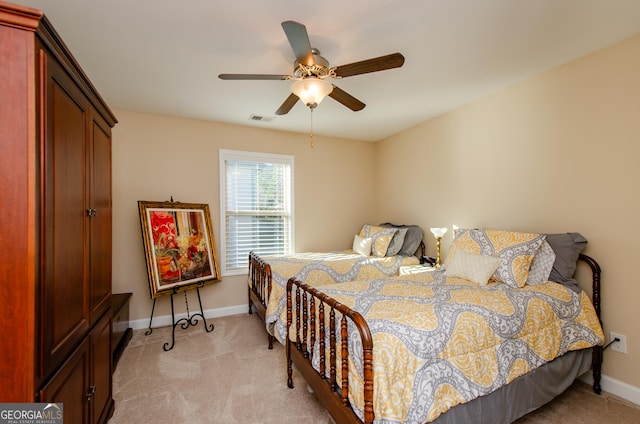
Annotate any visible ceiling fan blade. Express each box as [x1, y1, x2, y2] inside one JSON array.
[[275, 93, 299, 115], [328, 85, 366, 112], [333, 53, 405, 78], [218, 73, 289, 80], [281, 21, 314, 66]]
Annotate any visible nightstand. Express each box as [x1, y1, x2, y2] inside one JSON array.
[[399, 264, 436, 275]]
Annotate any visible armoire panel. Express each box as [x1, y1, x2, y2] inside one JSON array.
[[41, 55, 91, 378]]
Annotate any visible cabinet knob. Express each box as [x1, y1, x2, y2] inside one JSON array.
[[86, 385, 96, 401], [86, 208, 97, 217]]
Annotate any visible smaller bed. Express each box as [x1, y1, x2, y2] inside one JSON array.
[[285, 229, 605, 424], [248, 223, 425, 348]]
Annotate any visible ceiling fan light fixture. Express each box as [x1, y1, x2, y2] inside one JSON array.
[[291, 77, 333, 109]]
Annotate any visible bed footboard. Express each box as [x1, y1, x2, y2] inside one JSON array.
[[248, 251, 274, 349], [286, 277, 374, 424]]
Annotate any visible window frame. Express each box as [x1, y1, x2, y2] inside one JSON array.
[[219, 149, 295, 276]]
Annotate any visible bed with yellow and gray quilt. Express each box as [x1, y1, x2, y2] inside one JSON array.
[[248, 223, 424, 347], [285, 229, 605, 424]]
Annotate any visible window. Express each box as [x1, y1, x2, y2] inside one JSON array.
[[219, 150, 294, 275]]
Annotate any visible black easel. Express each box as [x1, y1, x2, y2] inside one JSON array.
[[145, 284, 214, 351]]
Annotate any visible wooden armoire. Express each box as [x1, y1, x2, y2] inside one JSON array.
[[0, 2, 118, 423]]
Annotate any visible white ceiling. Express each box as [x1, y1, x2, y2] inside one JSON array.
[[11, 0, 640, 142]]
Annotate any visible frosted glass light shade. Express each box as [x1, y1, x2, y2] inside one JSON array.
[[430, 227, 448, 238], [291, 77, 333, 107]]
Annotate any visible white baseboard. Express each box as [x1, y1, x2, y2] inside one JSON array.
[[580, 371, 640, 406], [129, 304, 248, 330]]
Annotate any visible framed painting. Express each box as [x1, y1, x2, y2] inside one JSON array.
[[138, 201, 221, 298]]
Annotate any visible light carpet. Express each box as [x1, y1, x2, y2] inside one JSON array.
[[108, 313, 640, 423]]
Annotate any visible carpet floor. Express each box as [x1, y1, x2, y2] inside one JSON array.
[[108, 313, 640, 423]]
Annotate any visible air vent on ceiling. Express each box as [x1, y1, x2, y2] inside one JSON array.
[[249, 114, 275, 123]]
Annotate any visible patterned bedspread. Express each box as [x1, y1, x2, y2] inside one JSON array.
[[300, 271, 604, 424], [254, 251, 418, 339]]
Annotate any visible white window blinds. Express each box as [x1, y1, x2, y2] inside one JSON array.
[[219, 150, 293, 275]]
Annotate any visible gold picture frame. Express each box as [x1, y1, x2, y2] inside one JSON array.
[[138, 201, 221, 298]]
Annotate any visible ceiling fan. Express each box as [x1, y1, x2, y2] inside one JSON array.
[[218, 20, 405, 115]]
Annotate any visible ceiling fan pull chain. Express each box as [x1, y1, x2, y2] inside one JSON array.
[[309, 108, 315, 148]]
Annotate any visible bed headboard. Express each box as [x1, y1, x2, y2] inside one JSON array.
[[578, 253, 601, 320], [577, 253, 602, 395]]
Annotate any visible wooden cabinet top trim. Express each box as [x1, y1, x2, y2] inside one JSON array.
[[0, 1, 42, 31]]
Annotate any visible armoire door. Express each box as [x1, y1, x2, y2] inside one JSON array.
[[89, 311, 113, 424], [88, 113, 113, 323], [40, 46, 90, 380], [39, 337, 91, 424]]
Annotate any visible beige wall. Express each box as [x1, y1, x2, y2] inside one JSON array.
[[112, 34, 639, 391], [111, 111, 376, 326], [375, 34, 640, 388]]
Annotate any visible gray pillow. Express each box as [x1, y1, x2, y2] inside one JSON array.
[[385, 227, 408, 256], [545, 232, 588, 292], [380, 223, 424, 257]]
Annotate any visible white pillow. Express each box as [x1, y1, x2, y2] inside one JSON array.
[[353, 234, 373, 256], [444, 250, 502, 286]]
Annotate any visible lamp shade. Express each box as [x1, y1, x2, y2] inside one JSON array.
[[291, 77, 333, 108], [430, 227, 448, 238]]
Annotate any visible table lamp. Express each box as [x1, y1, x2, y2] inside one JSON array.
[[430, 227, 448, 267]]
